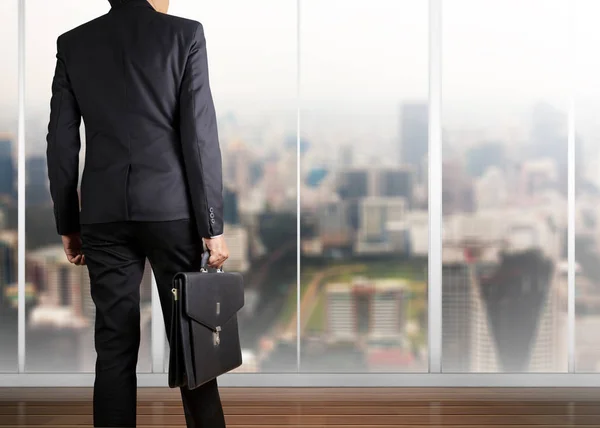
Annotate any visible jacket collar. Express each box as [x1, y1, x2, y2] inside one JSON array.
[[110, 0, 154, 11]]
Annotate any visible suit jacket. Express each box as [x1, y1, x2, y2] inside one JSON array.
[[46, 0, 223, 239]]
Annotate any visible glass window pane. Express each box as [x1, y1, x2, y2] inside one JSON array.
[[575, 0, 600, 372], [442, 0, 569, 372], [0, 0, 18, 373], [167, 0, 298, 373], [299, 0, 429, 372], [24, 0, 153, 372]]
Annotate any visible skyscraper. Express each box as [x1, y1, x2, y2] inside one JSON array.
[[0, 231, 17, 308], [0, 136, 15, 199], [336, 168, 369, 200], [443, 250, 565, 373], [376, 167, 414, 207], [26, 155, 51, 206], [223, 186, 240, 225], [399, 103, 428, 170]]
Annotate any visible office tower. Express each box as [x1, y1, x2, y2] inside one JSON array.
[[442, 206, 565, 372], [26, 155, 51, 206], [325, 277, 406, 341], [0, 136, 15, 198], [0, 231, 17, 307], [360, 199, 388, 243], [443, 247, 564, 372], [442, 264, 475, 372], [223, 186, 240, 225], [26, 245, 89, 329], [317, 200, 353, 249], [370, 280, 406, 337], [476, 251, 561, 372], [406, 211, 428, 257], [336, 168, 370, 233], [338, 167, 416, 201], [222, 224, 249, 273], [355, 197, 408, 254], [336, 168, 369, 200], [326, 282, 359, 342], [399, 103, 428, 171], [375, 166, 414, 207]]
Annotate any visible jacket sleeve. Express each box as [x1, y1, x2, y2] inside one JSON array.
[[179, 22, 224, 238], [46, 35, 82, 236]]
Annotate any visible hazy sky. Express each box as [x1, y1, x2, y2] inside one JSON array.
[[1, 0, 600, 146]]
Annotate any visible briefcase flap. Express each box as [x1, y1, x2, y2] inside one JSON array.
[[175, 271, 244, 331]]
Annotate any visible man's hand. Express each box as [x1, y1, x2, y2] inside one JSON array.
[[203, 235, 229, 269], [62, 233, 86, 266]]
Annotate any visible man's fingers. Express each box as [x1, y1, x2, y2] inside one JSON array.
[[204, 236, 229, 269], [68, 254, 82, 264], [208, 252, 228, 268], [67, 253, 87, 266]]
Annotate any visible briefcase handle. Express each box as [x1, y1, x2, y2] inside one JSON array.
[[200, 250, 224, 273]]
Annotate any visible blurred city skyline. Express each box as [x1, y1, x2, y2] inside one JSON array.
[[2, 0, 600, 375]]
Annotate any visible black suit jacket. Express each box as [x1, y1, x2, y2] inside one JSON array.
[[46, 0, 223, 239]]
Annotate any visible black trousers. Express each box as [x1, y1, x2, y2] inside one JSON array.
[[81, 220, 226, 428]]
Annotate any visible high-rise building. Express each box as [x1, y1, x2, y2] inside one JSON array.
[[0, 136, 15, 199], [26, 246, 93, 327], [375, 166, 414, 207], [317, 200, 353, 249], [336, 168, 369, 200], [0, 231, 17, 308], [407, 211, 428, 257], [325, 277, 406, 340], [442, 264, 475, 372], [337, 166, 414, 204], [399, 103, 428, 170], [442, 250, 566, 373], [223, 186, 240, 225], [26, 155, 51, 206], [355, 197, 408, 254], [222, 224, 249, 273]]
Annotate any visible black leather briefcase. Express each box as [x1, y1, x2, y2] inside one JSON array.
[[168, 251, 244, 390]]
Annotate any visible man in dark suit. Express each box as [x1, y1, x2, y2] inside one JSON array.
[[46, 0, 229, 426]]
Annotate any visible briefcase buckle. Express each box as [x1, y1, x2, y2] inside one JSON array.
[[213, 326, 221, 346]]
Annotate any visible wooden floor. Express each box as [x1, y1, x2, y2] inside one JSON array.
[[1, 387, 600, 427]]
